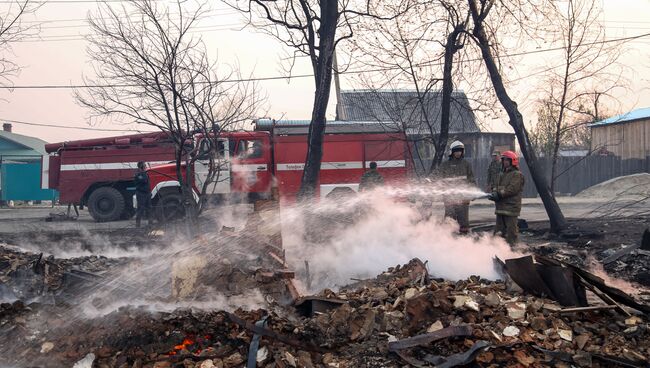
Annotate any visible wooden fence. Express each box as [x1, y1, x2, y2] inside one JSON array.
[[466, 156, 650, 198]]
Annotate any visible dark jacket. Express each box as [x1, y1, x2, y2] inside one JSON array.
[[435, 157, 476, 205], [487, 160, 501, 190], [134, 170, 150, 194], [359, 169, 384, 191], [495, 166, 525, 217], [436, 157, 475, 185]]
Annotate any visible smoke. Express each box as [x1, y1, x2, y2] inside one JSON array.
[[281, 184, 521, 291], [585, 256, 640, 295], [9, 227, 164, 259]]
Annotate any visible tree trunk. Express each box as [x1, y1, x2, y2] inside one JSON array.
[[182, 147, 198, 234], [297, 2, 338, 200], [431, 27, 462, 171], [469, 2, 567, 232]]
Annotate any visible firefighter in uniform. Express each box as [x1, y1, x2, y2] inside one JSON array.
[[486, 150, 501, 192], [488, 151, 525, 246], [134, 161, 152, 228], [359, 161, 384, 192], [436, 141, 475, 234]]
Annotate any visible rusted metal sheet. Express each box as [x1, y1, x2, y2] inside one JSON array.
[[504, 256, 556, 298], [536, 264, 587, 307]]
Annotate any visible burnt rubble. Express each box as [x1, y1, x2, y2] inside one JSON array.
[[0, 244, 132, 302], [1, 254, 649, 368], [522, 219, 650, 290], [1, 205, 649, 368]]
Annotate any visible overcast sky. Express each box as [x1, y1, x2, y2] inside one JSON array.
[[1, 0, 650, 143]]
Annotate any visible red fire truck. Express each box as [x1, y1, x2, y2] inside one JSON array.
[[44, 120, 410, 222], [43, 131, 177, 222], [147, 119, 410, 218]]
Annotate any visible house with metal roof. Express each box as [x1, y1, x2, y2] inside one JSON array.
[[589, 107, 650, 159], [336, 90, 515, 172], [0, 123, 57, 202], [0, 123, 47, 163]]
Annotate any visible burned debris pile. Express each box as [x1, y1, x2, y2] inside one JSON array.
[[0, 244, 131, 302], [1, 252, 649, 368], [523, 219, 650, 289]]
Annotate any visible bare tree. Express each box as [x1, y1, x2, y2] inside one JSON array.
[[231, 0, 409, 199], [466, 0, 567, 232], [76, 0, 259, 226], [537, 0, 624, 193], [349, 0, 477, 171], [0, 0, 39, 87], [434, 1, 470, 168]]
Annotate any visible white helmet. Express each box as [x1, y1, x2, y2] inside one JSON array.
[[449, 140, 464, 152]]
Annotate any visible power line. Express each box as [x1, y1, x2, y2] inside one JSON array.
[[0, 0, 165, 3], [14, 25, 247, 42], [0, 62, 590, 132], [20, 22, 245, 38], [34, 14, 240, 30], [0, 118, 143, 132], [2, 31, 649, 88], [19, 7, 237, 23]]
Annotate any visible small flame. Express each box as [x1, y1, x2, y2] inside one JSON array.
[[174, 338, 194, 351], [168, 335, 200, 356]]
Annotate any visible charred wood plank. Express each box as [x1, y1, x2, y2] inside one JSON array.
[[225, 312, 329, 353], [556, 305, 618, 314], [387, 325, 473, 351]]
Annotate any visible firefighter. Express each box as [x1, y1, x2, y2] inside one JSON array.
[[487, 151, 525, 246], [134, 161, 151, 228], [359, 161, 384, 192], [486, 150, 501, 192], [436, 140, 475, 234]]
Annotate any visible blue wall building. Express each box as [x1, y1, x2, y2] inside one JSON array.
[[0, 123, 58, 202]]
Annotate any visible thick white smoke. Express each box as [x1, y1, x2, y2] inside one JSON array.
[[281, 185, 521, 291]]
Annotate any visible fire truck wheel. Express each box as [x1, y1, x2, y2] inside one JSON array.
[[156, 192, 185, 222], [87, 187, 126, 222], [120, 206, 135, 220]]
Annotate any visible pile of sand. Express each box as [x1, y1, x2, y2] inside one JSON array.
[[576, 173, 650, 198]]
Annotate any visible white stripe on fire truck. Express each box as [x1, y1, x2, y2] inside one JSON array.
[[60, 160, 171, 171], [231, 164, 268, 172], [365, 160, 406, 168], [276, 161, 364, 171], [276, 160, 406, 171]]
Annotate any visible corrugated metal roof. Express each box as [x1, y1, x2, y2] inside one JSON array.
[[589, 107, 650, 127], [0, 130, 47, 155], [255, 119, 402, 135], [338, 90, 480, 134]]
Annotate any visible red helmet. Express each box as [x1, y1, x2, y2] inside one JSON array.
[[501, 151, 519, 168]]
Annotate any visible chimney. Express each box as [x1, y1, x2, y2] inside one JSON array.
[[2, 123, 11, 132]]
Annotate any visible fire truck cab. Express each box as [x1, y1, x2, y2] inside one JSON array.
[[146, 130, 274, 220]]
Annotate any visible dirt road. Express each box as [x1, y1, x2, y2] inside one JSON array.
[[0, 196, 643, 236]]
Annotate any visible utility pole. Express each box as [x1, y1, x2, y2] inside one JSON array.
[[333, 50, 344, 120]]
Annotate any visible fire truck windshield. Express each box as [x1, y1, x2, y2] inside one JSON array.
[[196, 139, 229, 161]]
